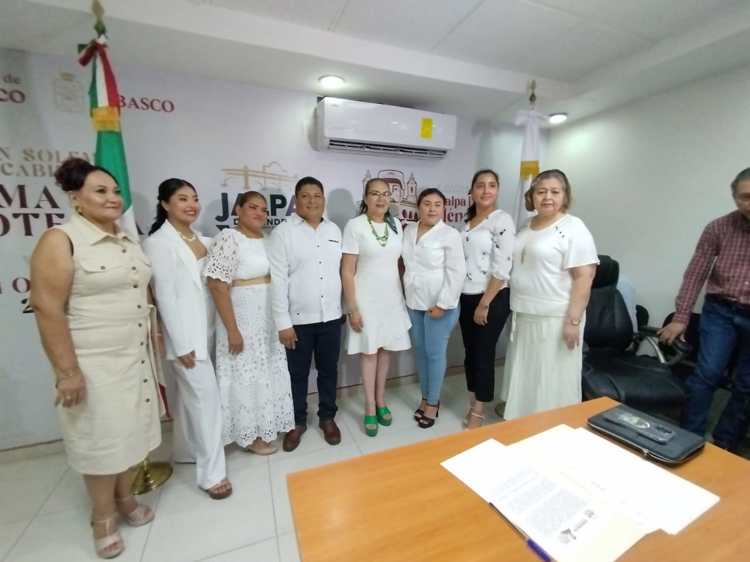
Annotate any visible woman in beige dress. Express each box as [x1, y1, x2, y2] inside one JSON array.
[[30, 158, 162, 559]]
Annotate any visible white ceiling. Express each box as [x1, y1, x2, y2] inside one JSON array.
[[2, 0, 750, 124]]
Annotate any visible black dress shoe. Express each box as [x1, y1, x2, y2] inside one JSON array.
[[318, 419, 341, 446], [283, 425, 307, 452]]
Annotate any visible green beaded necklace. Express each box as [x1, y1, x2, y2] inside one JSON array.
[[367, 216, 389, 247]]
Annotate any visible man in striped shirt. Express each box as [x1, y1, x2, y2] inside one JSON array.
[[659, 168, 750, 452]]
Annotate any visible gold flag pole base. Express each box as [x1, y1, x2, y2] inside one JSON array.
[[131, 457, 173, 495]]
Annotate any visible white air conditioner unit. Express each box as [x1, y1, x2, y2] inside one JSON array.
[[315, 97, 457, 159]]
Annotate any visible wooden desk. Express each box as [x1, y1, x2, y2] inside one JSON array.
[[288, 398, 750, 561]]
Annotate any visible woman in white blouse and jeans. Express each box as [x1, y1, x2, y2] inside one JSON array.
[[460, 169, 515, 429], [402, 189, 466, 428], [504, 170, 597, 419]]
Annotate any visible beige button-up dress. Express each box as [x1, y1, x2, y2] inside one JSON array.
[[54, 213, 162, 474]]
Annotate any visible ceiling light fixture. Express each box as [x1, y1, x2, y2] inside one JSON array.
[[548, 112, 568, 125], [319, 75, 345, 89]]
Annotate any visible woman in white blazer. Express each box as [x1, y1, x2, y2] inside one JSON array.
[[142, 178, 232, 500]]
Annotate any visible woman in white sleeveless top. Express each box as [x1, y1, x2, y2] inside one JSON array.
[[31, 158, 161, 559], [205, 191, 294, 454]]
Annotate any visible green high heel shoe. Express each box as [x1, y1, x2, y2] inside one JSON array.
[[376, 406, 393, 426], [364, 414, 378, 437]]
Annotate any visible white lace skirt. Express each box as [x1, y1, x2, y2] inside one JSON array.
[[503, 312, 584, 420], [215, 284, 295, 446]]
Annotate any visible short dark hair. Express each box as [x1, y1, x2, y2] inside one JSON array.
[[731, 168, 750, 196], [525, 169, 572, 212], [234, 190, 266, 212], [417, 188, 447, 207], [295, 176, 324, 196], [54, 157, 116, 192]]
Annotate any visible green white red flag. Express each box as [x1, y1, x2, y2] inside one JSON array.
[[78, 29, 138, 238]]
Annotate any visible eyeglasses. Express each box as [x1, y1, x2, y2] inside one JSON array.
[[368, 191, 391, 199]]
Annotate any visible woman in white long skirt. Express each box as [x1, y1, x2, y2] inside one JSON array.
[[205, 191, 295, 454], [504, 170, 598, 420]]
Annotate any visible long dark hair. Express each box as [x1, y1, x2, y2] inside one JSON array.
[[148, 178, 197, 235], [358, 178, 398, 233], [465, 169, 500, 222]]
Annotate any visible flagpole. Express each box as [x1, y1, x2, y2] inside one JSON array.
[[83, 0, 174, 496], [497, 81, 544, 420]]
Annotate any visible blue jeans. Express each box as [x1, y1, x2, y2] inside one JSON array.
[[408, 307, 459, 405], [681, 296, 750, 451]]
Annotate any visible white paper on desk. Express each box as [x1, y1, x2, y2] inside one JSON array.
[[509, 424, 720, 535], [486, 448, 647, 562], [570, 427, 719, 534], [508, 425, 661, 531], [440, 439, 507, 502]]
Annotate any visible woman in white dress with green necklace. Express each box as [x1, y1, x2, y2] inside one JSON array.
[[342, 178, 411, 437]]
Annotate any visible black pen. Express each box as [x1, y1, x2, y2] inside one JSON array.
[[489, 502, 552, 562]]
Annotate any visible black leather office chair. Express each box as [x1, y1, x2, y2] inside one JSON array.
[[581, 256, 689, 421]]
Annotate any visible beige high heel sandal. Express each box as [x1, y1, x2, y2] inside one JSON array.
[[115, 495, 155, 527], [462, 396, 478, 427], [91, 514, 125, 559], [465, 411, 485, 430]]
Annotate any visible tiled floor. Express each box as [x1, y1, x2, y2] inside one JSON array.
[[3, 370, 747, 562], [0, 372, 504, 562]]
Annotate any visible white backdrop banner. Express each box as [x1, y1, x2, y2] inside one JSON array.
[[0, 48, 480, 449]]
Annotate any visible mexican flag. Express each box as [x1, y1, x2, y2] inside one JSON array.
[[513, 109, 545, 229], [78, 25, 170, 418], [78, 28, 138, 239]]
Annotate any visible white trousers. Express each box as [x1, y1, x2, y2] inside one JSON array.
[[171, 358, 227, 490]]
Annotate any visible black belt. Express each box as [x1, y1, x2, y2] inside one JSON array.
[[707, 294, 750, 313]]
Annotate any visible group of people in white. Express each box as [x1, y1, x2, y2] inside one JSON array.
[[30, 158, 597, 558]]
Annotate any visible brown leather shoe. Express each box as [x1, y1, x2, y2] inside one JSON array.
[[319, 419, 341, 446], [282, 425, 307, 452]]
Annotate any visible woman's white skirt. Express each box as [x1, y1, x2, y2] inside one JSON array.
[[503, 312, 583, 420]]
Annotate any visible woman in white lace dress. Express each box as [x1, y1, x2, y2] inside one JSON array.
[[205, 191, 295, 454]]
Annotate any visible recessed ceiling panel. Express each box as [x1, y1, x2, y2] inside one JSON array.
[[211, 0, 348, 30], [333, 0, 481, 50], [433, 0, 581, 76], [530, 0, 738, 41]]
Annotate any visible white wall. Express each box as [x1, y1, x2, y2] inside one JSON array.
[[474, 121, 549, 356], [0, 48, 481, 449], [477, 121, 549, 216], [546, 64, 750, 325]]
